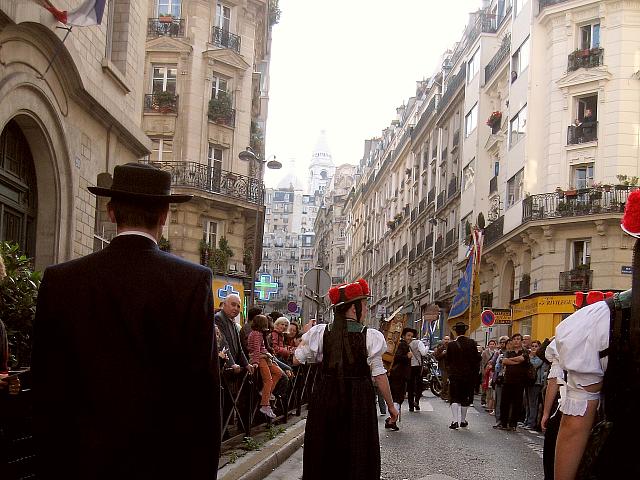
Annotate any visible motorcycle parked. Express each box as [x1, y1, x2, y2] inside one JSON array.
[[421, 352, 443, 397]]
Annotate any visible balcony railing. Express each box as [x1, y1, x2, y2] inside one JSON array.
[[425, 231, 434, 250], [484, 216, 504, 248], [144, 160, 264, 204], [439, 63, 466, 110], [144, 93, 178, 114], [448, 176, 458, 199], [466, 12, 497, 46], [522, 186, 633, 222], [147, 17, 185, 37], [434, 237, 444, 256], [559, 269, 593, 292], [428, 187, 436, 205], [567, 121, 598, 144], [485, 34, 511, 83], [489, 175, 498, 194], [568, 48, 604, 72], [208, 108, 236, 128], [211, 26, 241, 53]]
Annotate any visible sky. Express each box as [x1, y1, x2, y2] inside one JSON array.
[[263, 0, 482, 188]]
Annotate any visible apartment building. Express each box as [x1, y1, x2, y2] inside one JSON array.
[[140, 0, 276, 306], [344, 0, 639, 341], [0, 1, 150, 269]]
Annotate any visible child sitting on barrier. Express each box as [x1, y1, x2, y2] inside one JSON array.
[[248, 314, 282, 419]]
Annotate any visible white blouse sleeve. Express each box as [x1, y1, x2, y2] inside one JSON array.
[[294, 324, 327, 364], [545, 339, 564, 381], [555, 301, 610, 415], [366, 329, 388, 377]]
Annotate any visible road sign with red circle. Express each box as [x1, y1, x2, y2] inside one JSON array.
[[481, 309, 496, 327], [287, 301, 298, 313]]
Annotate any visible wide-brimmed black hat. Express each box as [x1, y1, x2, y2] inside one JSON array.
[[402, 327, 418, 337], [88, 163, 192, 203], [452, 321, 469, 332]]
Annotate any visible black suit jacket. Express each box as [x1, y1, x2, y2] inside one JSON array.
[[447, 336, 481, 379], [31, 235, 220, 479]]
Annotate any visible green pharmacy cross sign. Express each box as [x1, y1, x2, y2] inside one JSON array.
[[255, 274, 279, 301]]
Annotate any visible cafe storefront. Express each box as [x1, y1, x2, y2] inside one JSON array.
[[511, 293, 576, 340]]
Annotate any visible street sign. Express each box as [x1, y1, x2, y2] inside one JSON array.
[[287, 301, 297, 313], [481, 309, 496, 328], [622, 265, 632, 274]]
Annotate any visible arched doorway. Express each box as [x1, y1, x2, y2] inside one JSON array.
[[0, 120, 38, 257]]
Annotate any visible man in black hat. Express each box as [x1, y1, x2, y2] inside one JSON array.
[[446, 321, 481, 429], [31, 163, 220, 479]]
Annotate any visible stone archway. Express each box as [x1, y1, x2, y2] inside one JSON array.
[[501, 260, 515, 307]]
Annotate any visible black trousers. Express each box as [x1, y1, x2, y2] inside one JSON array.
[[543, 410, 561, 480], [407, 366, 422, 408], [500, 383, 525, 427]]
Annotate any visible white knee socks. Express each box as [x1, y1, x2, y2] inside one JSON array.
[[451, 403, 461, 423]]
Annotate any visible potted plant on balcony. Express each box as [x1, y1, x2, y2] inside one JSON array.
[[159, 13, 174, 23], [208, 91, 233, 124], [209, 236, 234, 274], [154, 90, 175, 113], [486, 111, 502, 134]]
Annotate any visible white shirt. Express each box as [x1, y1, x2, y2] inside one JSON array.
[[409, 339, 428, 366], [554, 301, 610, 416], [115, 230, 158, 244], [294, 324, 388, 377]]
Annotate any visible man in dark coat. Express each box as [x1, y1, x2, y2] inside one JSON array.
[[31, 163, 220, 479], [446, 321, 481, 429], [388, 327, 416, 428]]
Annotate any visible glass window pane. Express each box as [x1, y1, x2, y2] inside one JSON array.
[[592, 24, 600, 48]]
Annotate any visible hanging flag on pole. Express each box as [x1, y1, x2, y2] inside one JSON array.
[[449, 250, 474, 320], [41, 0, 107, 26]]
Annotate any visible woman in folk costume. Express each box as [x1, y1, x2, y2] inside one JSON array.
[[552, 189, 640, 480], [294, 279, 398, 480]]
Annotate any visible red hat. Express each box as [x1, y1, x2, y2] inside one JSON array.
[[621, 189, 640, 238], [328, 278, 371, 307], [574, 290, 614, 308]]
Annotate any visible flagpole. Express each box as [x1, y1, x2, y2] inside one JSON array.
[[37, 26, 73, 80]]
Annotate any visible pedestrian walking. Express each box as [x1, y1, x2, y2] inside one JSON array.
[[388, 327, 416, 421], [408, 333, 428, 411], [31, 163, 221, 479], [446, 322, 481, 429], [294, 279, 398, 480]]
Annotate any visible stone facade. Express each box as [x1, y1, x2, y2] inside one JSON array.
[[0, 0, 150, 270]]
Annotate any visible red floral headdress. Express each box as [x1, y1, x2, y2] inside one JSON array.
[[328, 278, 371, 307], [574, 290, 614, 309], [621, 189, 640, 238]]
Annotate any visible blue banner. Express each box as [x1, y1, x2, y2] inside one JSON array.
[[449, 251, 474, 319]]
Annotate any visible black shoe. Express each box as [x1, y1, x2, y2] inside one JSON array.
[[385, 419, 399, 431], [449, 422, 459, 430], [409, 407, 414, 412], [415, 405, 420, 411], [460, 421, 468, 428]]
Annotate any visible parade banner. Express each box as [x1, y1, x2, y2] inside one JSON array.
[[449, 250, 474, 319]]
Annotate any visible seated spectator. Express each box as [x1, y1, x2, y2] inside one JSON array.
[[272, 317, 294, 363]]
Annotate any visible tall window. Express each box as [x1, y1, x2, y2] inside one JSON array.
[[511, 37, 530, 79], [580, 23, 600, 49], [572, 240, 591, 268], [204, 220, 218, 247], [152, 65, 177, 93], [208, 144, 223, 171], [509, 104, 527, 147], [467, 48, 480, 82], [465, 103, 478, 137], [157, 0, 181, 17], [507, 169, 524, 207], [150, 138, 173, 162], [211, 75, 228, 99], [514, 0, 527, 16], [460, 212, 472, 244], [216, 3, 231, 30], [572, 164, 594, 189]]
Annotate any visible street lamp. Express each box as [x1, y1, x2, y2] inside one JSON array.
[[238, 146, 281, 308]]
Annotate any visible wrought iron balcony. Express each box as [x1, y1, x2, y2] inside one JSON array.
[[484, 216, 504, 248], [568, 48, 604, 72], [485, 34, 511, 84], [144, 93, 179, 114], [147, 17, 185, 37], [522, 185, 633, 222], [448, 176, 459, 199], [144, 160, 264, 204], [567, 122, 598, 144], [425, 231, 434, 250], [489, 175, 498, 194], [208, 108, 236, 128], [439, 64, 466, 110], [211, 26, 241, 53], [428, 187, 436, 205], [559, 268, 593, 292], [466, 12, 497, 46]]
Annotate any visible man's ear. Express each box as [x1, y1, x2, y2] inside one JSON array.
[[159, 204, 170, 226], [107, 202, 116, 223]]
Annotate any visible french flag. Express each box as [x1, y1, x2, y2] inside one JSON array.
[[42, 0, 107, 26]]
